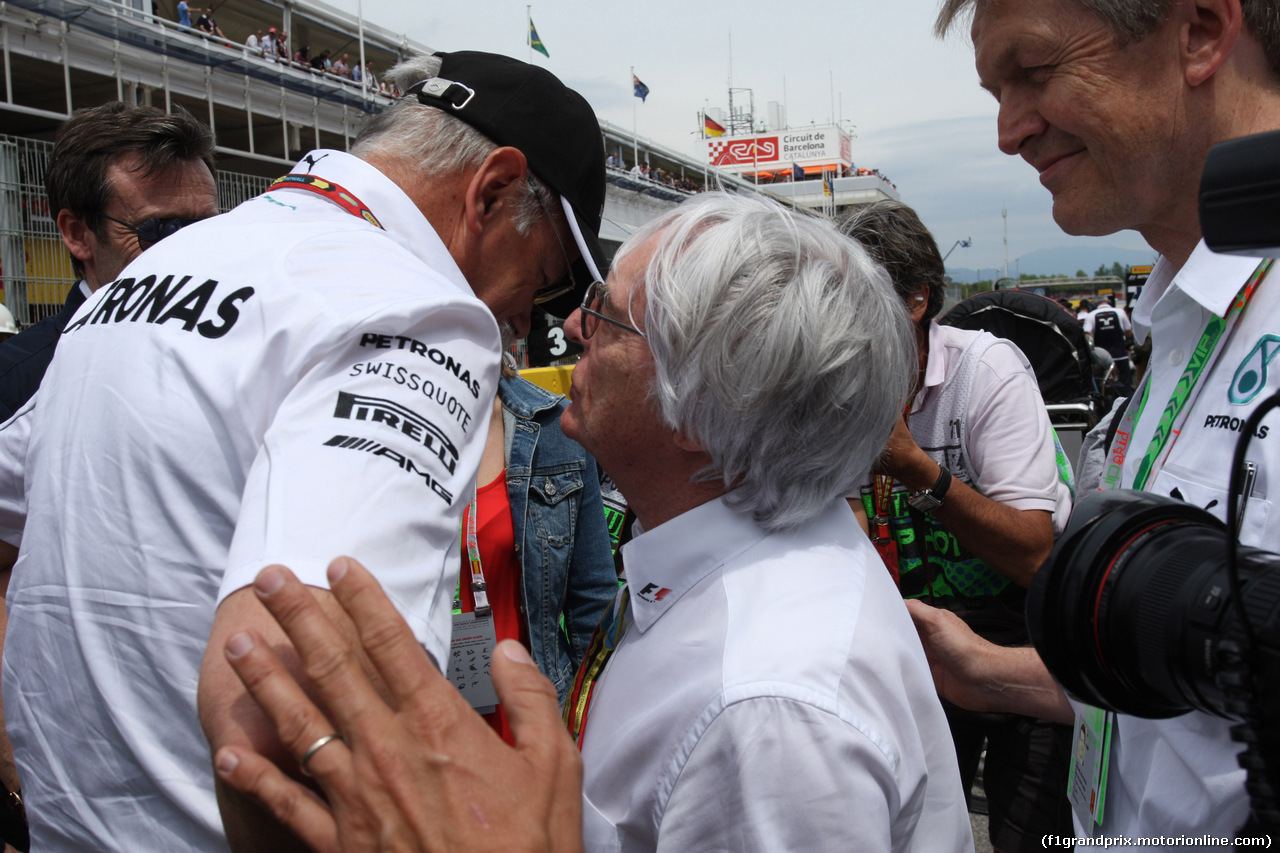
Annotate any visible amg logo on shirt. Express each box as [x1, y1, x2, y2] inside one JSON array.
[[333, 391, 459, 475], [323, 434, 454, 504], [65, 274, 254, 339]]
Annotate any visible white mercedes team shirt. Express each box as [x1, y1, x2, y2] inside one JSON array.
[[1076, 242, 1280, 849], [3, 150, 499, 850], [580, 496, 974, 853]]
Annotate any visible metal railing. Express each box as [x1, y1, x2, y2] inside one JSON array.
[[0, 134, 272, 325]]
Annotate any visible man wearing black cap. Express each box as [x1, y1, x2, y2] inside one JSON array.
[[0, 51, 605, 851]]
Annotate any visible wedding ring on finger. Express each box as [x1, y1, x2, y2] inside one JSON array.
[[300, 733, 345, 777]]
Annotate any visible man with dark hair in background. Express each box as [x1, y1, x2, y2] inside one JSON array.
[[842, 200, 1074, 853], [0, 101, 217, 422], [0, 99, 217, 853]]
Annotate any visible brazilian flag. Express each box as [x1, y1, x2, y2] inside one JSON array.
[[529, 19, 549, 57]]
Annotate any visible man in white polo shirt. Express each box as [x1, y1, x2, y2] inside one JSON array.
[[0, 50, 605, 852]]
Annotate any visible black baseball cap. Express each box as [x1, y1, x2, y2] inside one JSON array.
[[409, 50, 606, 318]]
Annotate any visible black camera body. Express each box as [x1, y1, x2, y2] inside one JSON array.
[[1028, 490, 1280, 720]]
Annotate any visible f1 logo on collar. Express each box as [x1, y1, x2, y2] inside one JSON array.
[[636, 582, 670, 603]]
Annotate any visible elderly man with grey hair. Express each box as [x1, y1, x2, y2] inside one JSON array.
[[212, 191, 975, 853], [0, 50, 605, 852]]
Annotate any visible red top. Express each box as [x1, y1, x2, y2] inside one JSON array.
[[458, 469, 526, 745]]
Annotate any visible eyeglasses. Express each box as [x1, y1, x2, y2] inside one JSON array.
[[578, 280, 646, 340], [529, 186, 578, 307], [102, 214, 207, 250]]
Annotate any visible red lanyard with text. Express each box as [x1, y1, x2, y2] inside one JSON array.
[[267, 174, 385, 230], [452, 490, 491, 617], [870, 474, 900, 586], [1103, 259, 1272, 491]]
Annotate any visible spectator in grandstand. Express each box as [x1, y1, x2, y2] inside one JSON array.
[[605, 152, 617, 168], [215, 190, 974, 852], [292, 44, 309, 66], [1082, 296, 1134, 394], [841, 199, 1074, 853], [310, 49, 331, 72], [176, 0, 190, 28], [274, 31, 289, 62], [244, 28, 262, 56], [260, 27, 276, 60], [0, 51, 605, 853], [195, 7, 224, 39], [331, 52, 349, 77]]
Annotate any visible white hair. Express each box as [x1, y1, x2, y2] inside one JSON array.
[[351, 54, 553, 235], [625, 192, 915, 532]]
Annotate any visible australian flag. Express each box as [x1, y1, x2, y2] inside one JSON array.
[[633, 73, 649, 102]]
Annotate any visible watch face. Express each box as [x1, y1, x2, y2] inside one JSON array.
[[908, 493, 943, 513]]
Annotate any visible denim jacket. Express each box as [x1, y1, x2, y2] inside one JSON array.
[[500, 375, 617, 705]]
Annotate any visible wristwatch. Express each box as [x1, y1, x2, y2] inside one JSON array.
[[907, 465, 952, 513]]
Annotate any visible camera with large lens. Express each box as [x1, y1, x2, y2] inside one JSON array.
[[1027, 490, 1280, 720]]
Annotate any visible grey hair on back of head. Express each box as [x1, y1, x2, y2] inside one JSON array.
[[623, 192, 915, 533], [350, 53, 553, 234]]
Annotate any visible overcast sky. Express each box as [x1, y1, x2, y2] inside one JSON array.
[[326, 0, 1154, 272]]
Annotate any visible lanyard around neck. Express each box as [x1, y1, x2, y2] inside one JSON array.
[[267, 174, 385, 230], [453, 489, 491, 616], [1107, 258, 1272, 491]]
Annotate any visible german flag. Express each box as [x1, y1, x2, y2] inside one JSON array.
[[703, 113, 726, 138]]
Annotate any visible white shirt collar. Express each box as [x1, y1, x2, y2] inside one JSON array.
[[620, 496, 767, 635], [918, 320, 948, 396], [1132, 240, 1263, 342], [284, 150, 471, 296]]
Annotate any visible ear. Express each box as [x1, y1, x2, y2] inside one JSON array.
[[459, 146, 530, 237], [56, 208, 94, 266], [1180, 0, 1242, 87], [908, 287, 930, 325]]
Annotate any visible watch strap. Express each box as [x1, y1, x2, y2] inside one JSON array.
[[929, 465, 952, 501], [907, 465, 952, 513]]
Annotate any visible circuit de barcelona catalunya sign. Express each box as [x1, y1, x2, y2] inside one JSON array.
[[706, 126, 851, 172]]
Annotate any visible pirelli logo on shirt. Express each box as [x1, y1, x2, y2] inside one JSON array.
[[332, 391, 459, 475]]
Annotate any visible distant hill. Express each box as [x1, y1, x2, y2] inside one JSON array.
[[947, 245, 1159, 283]]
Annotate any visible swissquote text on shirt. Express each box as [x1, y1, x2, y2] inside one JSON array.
[[0, 150, 500, 849]]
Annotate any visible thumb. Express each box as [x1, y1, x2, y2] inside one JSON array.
[[492, 640, 569, 751]]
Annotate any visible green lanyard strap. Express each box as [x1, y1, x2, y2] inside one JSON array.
[[1122, 258, 1272, 491]]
